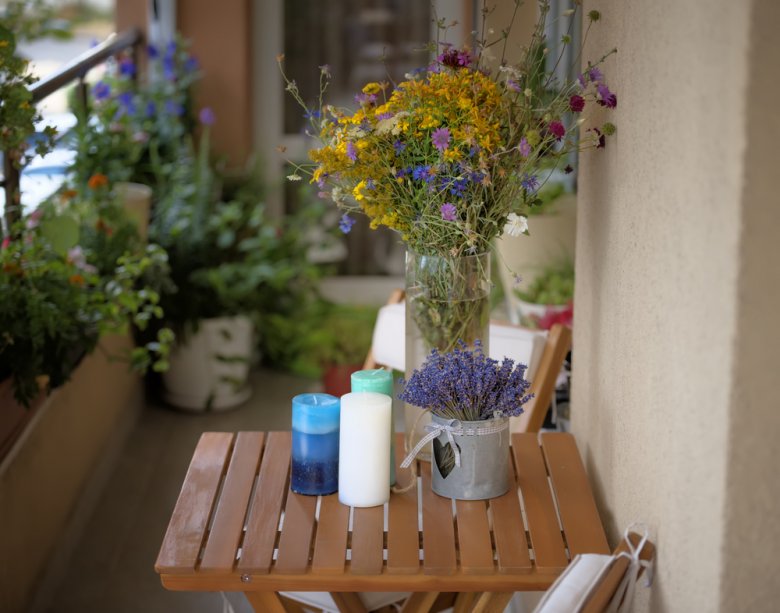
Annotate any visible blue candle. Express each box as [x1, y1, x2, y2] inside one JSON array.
[[291, 393, 340, 495], [351, 369, 396, 486]]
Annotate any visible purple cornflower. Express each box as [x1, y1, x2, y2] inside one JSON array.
[[366, 179, 376, 190], [506, 79, 521, 93], [354, 92, 377, 106], [521, 173, 540, 192], [163, 56, 176, 80], [518, 137, 531, 157], [338, 214, 356, 234], [548, 121, 566, 141], [117, 91, 136, 116], [440, 203, 457, 221], [184, 55, 199, 73], [569, 94, 585, 112], [199, 107, 216, 126], [346, 142, 358, 162], [393, 140, 406, 155], [589, 66, 603, 83], [145, 100, 156, 118], [596, 83, 617, 108], [412, 165, 431, 182], [399, 340, 533, 421], [437, 46, 473, 69], [376, 112, 393, 120], [92, 81, 111, 101], [119, 57, 136, 77], [165, 100, 184, 117], [431, 127, 451, 152]]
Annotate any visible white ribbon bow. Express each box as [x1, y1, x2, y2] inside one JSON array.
[[399, 417, 509, 469]]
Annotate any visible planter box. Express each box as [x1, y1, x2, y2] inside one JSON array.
[[0, 334, 143, 612]]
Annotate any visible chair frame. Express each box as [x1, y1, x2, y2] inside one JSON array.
[[363, 290, 572, 434]]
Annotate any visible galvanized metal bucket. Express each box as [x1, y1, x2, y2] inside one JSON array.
[[430, 414, 510, 500]]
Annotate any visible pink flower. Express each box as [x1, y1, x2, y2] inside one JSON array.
[[569, 95, 585, 112], [431, 127, 451, 152], [518, 137, 531, 157], [548, 121, 566, 141], [536, 303, 574, 330], [440, 202, 457, 221]]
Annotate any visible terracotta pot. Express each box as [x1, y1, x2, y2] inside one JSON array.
[[321, 364, 362, 398], [115, 182, 152, 240]]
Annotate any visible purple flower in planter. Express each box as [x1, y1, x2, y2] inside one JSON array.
[[199, 107, 216, 126], [92, 81, 111, 101]]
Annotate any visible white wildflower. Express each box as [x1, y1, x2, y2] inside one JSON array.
[[287, 174, 302, 182], [504, 213, 529, 237]]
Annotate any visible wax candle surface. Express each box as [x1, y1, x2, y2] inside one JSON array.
[[291, 393, 340, 495], [351, 369, 396, 485], [338, 392, 392, 507]]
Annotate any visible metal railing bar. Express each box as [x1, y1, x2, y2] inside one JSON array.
[[30, 27, 142, 103]]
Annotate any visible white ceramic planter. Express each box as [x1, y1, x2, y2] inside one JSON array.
[[162, 316, 253, 411]]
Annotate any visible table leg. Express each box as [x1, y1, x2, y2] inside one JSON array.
[[472, 591, 515, 613], [244, 591, 288, 613], [331, 592, 368, 613], [400, 592, 440, 613], [454, 592, 479, 613]]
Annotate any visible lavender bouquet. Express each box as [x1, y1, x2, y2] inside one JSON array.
[[399, 340, 534, 422]]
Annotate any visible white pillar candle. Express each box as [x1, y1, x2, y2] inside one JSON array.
[[338, 392, 392, 508]]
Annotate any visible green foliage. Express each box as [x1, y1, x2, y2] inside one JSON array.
[[149, 143, 322, 336], [0, 206, 173, 406], [262, 301, 377, 378], [515, 259, 574, 305]]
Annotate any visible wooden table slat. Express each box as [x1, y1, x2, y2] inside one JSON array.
[[489, 458, 532, 574], [420, 462, 456, 575], [387, 432, 421, 574], [237, 432, 291, 573], [311, 494, 350, 574], [511, 434, 568, 573], [455, 499, 495, 574], [199, 432, 265, 573], [350, 506, 385, 575], [275, 491, 317, 574], [155, 432, 234, 573], [541, 433, 610, 556]]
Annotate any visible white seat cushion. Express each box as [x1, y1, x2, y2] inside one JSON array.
[[532, 554, 614, 613]]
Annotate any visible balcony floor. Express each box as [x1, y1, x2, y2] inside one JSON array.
[[43, 368, 316, 613]]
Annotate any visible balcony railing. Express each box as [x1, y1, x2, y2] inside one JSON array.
[[1, 27, 143, 232]]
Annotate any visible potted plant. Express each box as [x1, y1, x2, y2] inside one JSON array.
[[147, 118, 318, 410], [514, 259, 574, 329], [399, 341, 533, 500], [301, 302, 377, 397]]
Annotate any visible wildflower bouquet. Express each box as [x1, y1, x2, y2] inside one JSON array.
[[399, 340, 533, 422], [280, 1, 616, 361], [280, 0, 616, 257]]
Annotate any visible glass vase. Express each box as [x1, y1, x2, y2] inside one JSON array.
[[404, 250, 491, 459]]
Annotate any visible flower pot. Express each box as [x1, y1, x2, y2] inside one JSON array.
[[321, 363, 362, 398], [404, 251, 491, 459], [162, 316, 253, 411], [430, 414, 510, 500], [115, 182, 152, 241]]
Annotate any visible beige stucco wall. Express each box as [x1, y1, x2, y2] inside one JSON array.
[[571, 0, 780, 610]]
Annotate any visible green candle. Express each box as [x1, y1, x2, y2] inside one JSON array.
[[351, 369, 396, 485]]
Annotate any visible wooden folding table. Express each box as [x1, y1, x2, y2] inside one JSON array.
[[155, 431, 609, 612]]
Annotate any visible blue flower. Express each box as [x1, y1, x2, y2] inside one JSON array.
[[393, 140, 406, 155], [147, 44, 159, 58], [145, 101, 156, 118], [521, 173, 539, 193], [163, 56, 176, 80], [184, 55, 199, 73], [412, 165, 430, 182], [165, 100, 184, 117], [116, 91, 136, 116], [119, 57, 136, 77], [92, 81, 111, 101], [339, 214, 356, 234]]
